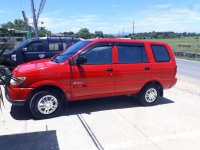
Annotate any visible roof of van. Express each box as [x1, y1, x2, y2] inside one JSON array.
[[86, 38, 168, 45]]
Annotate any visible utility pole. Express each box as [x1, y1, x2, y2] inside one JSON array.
[[133, 20, 135, 34], [30, 0, 39, 38], [21, 11, 30, 32]]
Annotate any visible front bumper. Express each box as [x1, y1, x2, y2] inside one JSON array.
[[5, 86, 33, 106], [5, 87, 25, 106]]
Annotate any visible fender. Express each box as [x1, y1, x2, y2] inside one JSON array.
[[30, 79, 71, 89], [30, 80, 71, 97]]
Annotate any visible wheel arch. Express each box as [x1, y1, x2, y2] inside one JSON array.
[[28, 85, 67, 102], [140, 81, 163, 97]]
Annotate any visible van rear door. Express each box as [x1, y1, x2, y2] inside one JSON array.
[[114, 43, 152, 95]]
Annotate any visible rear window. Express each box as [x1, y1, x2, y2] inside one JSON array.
[[151, 45, 170, 62]]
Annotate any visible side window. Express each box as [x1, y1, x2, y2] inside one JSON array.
[[81, 46, 112, 65], [117, 45, 148, 63], [26, 42, 45, 52], [151, 45, 170, 62], [49, 42, 61, 51]]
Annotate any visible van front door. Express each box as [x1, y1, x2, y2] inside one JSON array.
[[71, 43, 115, 99], [20, 40, 47, 63]]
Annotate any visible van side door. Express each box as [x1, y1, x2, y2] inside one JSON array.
[[114, 43, 152, 95]]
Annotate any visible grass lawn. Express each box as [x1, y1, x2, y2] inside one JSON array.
[[152, 37, 200, 53]]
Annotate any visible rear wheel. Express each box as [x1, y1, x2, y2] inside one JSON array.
[[138, 84, 160, 106], [29, 91, 63, 119]]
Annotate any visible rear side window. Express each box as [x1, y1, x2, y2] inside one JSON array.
[[117, 44, 148, 64], [151, 45, 170, 62], [49, 42, 62, 51]]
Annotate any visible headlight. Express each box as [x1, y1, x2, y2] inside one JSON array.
[[10, 76, 26, 85]]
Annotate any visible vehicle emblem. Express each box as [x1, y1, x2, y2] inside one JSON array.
[[73, 81, 83, 85], [38, 54, 45, 59]]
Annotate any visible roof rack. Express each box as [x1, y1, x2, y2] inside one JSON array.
[[46, 36, 81, 41]]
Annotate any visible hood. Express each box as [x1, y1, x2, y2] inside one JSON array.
[[13, 59, 64, 77], [3, 49, 14, 55]]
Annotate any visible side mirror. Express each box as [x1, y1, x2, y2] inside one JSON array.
[[22, 47, 27, 53], [76, 56, 87, 65]]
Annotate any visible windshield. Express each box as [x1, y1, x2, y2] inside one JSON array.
[[52, 40, 91, 63], [13, 39, 30, 51]]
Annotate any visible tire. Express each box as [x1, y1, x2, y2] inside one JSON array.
[[138, 84, 160, 106], [29, 91, 63, 119]]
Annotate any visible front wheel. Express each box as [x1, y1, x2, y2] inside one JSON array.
[[29, 91, 63, 119], [138, 84, 160, 106]]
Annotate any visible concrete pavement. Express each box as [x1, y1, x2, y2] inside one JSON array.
[[0, 75, 200, 150]]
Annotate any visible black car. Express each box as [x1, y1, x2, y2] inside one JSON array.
[[0, 36, 81, 68]]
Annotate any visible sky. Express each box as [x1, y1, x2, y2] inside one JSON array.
[[0, 0, 200, 34]]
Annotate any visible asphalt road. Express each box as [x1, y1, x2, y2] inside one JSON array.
[[176, 58, 200, 81]]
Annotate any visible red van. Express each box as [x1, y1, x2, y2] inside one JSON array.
[[6, 38, 177, 119]]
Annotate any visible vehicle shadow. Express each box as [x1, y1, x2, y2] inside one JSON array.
[[10, 96, 174, 120], [0, 130, 59, 150]]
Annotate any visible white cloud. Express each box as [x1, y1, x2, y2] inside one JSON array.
[[38, 14, 104, 33], [134, 7, 200, 33], [42, 10, 63, 17], [70, 15, 99, 25], [0, 10, 7, 14], [36, 4, 200, 34], [154, 4, 172, 9]]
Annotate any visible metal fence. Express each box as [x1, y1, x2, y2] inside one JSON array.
[[174, 51, 200, 59]]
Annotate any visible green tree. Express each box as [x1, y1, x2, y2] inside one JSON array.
[[39, 27, 50, 37], [63, 31, 75, 36], [1, 21, 15, 29], [77, 28, 92, 39], [104, 34, 114, 38], [1, 19, 25, 30], [94, 31, 104, 38]]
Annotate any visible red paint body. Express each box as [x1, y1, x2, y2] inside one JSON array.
[[7, 38, 177, 103]]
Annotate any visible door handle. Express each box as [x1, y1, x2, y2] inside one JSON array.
[[106, 68, 113, 72], [144, 67, 150, 70]]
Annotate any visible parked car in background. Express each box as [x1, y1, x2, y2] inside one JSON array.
[[1, 36, 81, 68], [6, 38, 177, 119]]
